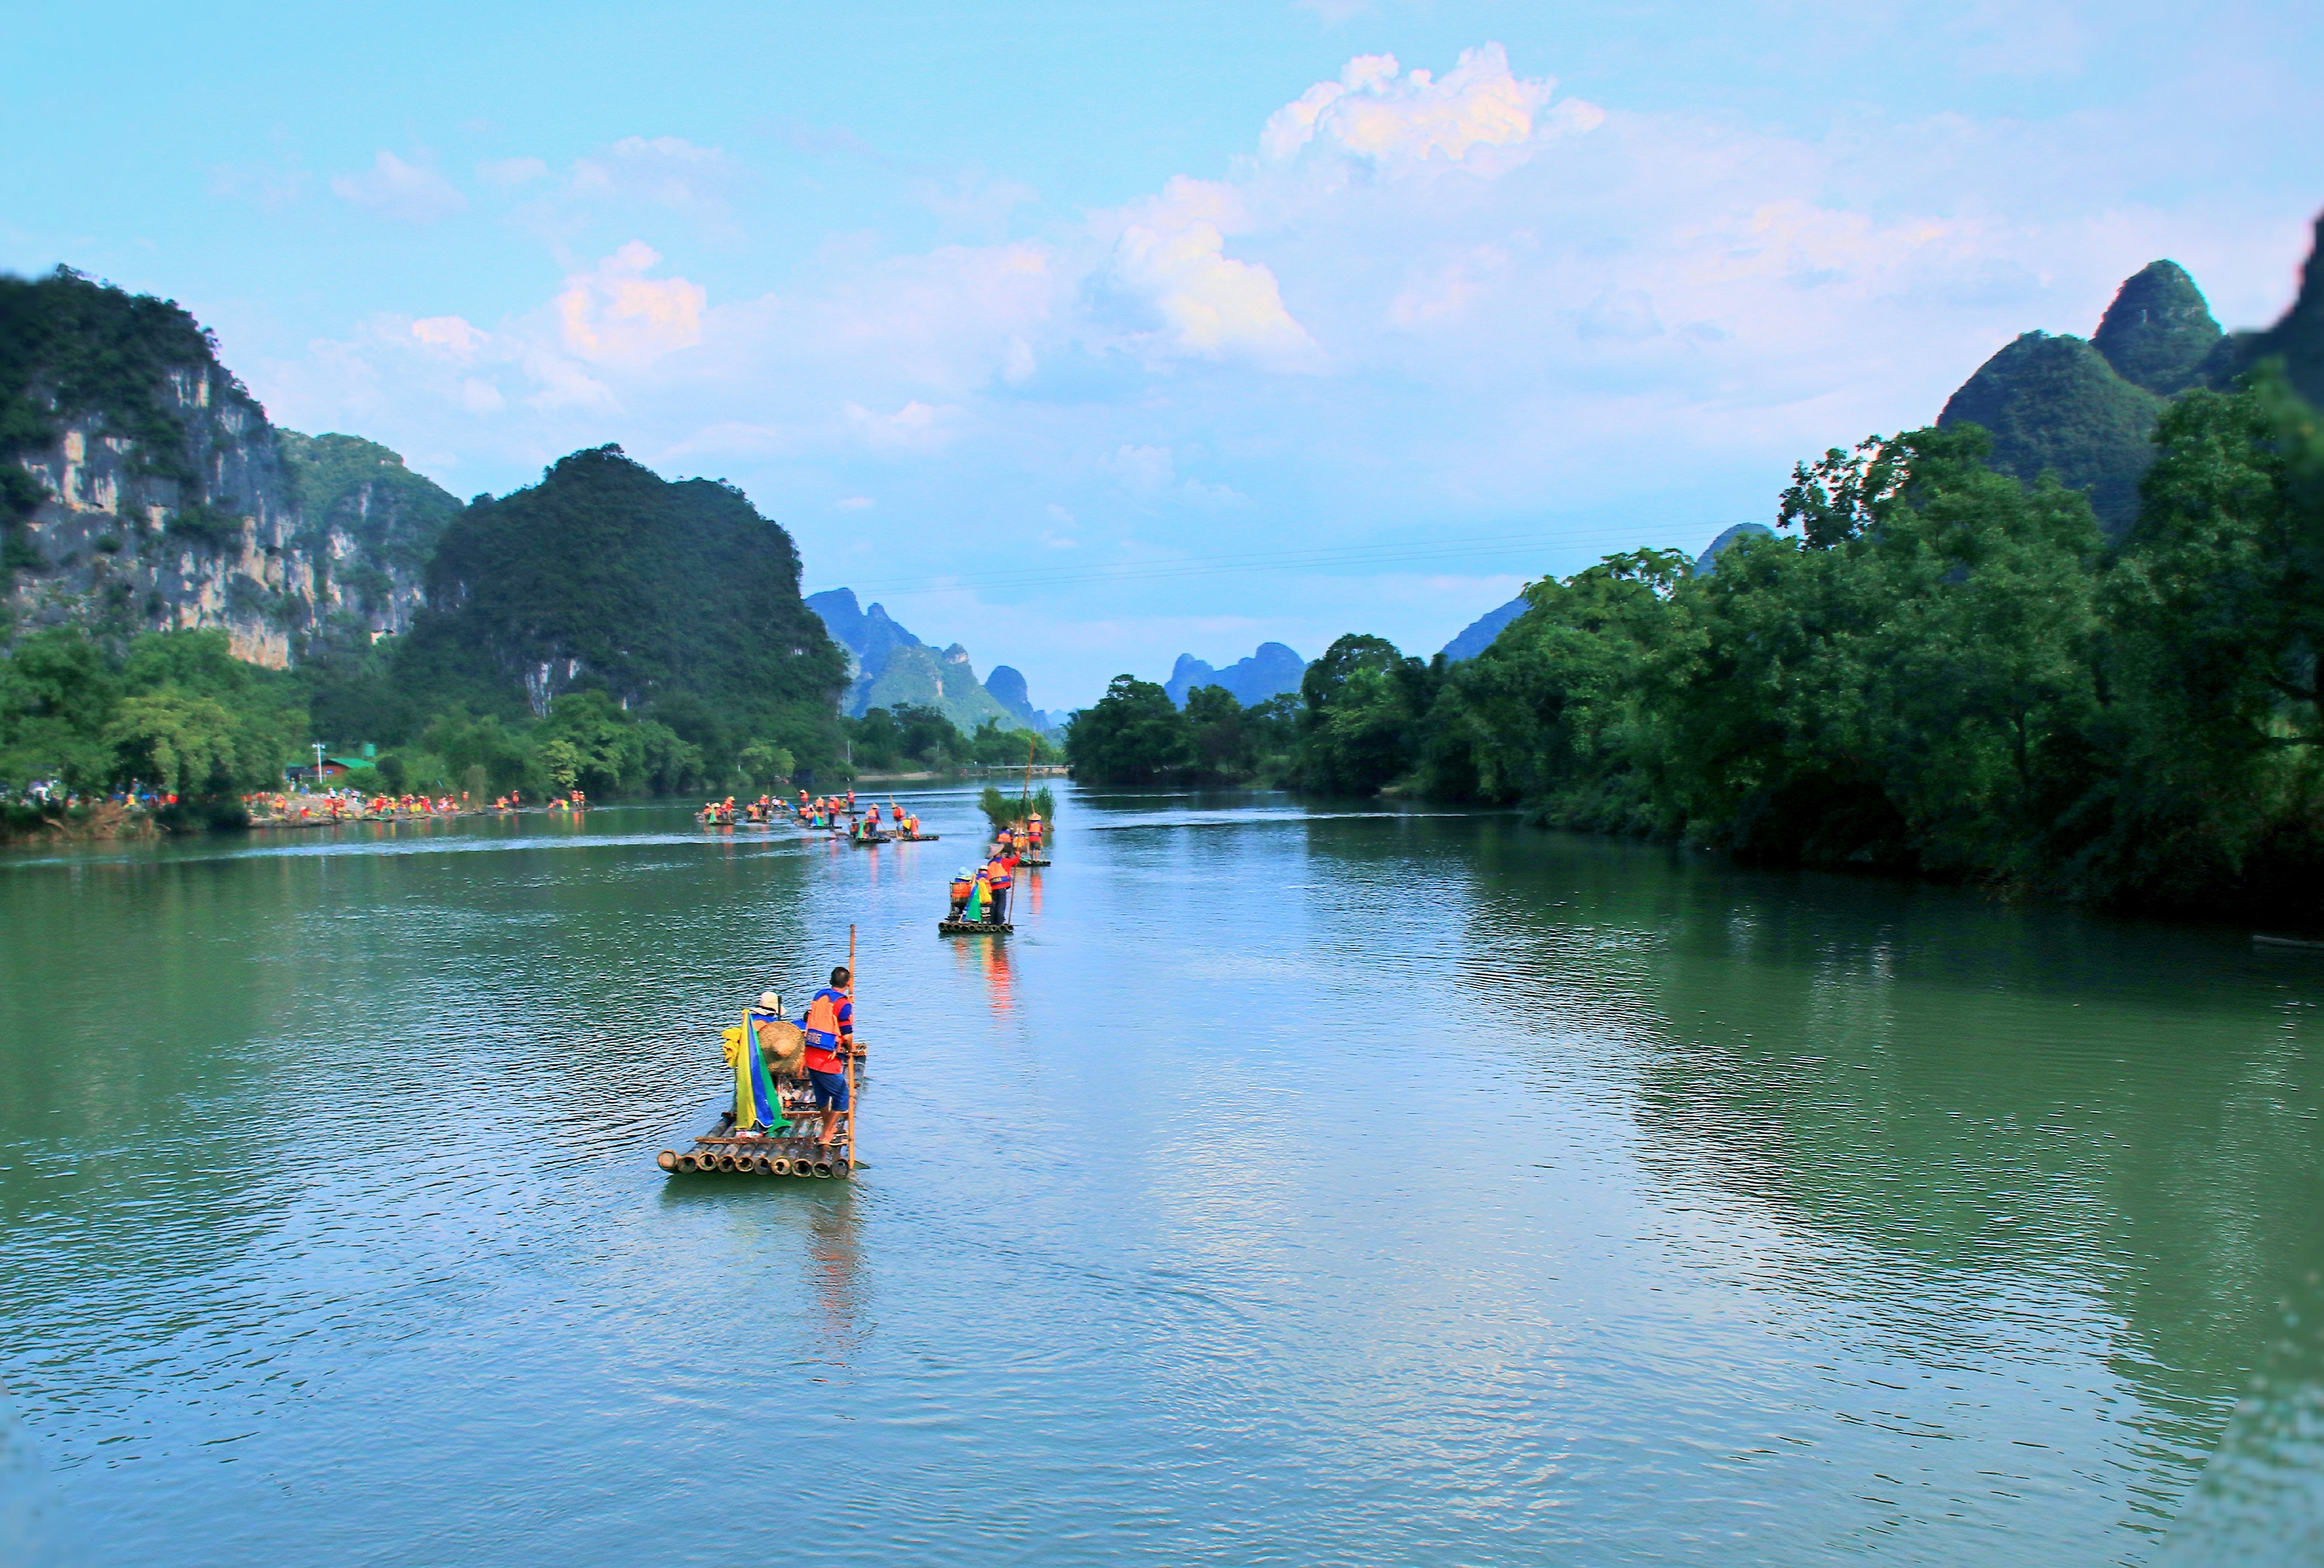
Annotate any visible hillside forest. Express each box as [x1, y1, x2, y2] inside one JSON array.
[[0, 270, 1053, 820]]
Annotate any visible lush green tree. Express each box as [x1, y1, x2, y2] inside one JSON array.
[[1066, 675, 1194, 784], [2061, 372, 2324, 906], [1660, 426, 2103, 872], [737, 739, 796, 787], [535, 690, 647, 795], [421, 709, 541, 796], [1423, 549, 1689, 827], [1294, 635, 1441, 795], [104, 686, 288, 795], [848, 703, 970, 772], [0, 628, 122, 790], [967, 718, 1059, 766]]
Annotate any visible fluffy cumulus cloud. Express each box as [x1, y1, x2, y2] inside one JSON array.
[[1260, 45, 1599, 168], [331, 151, 467, 223], [554, 242, 706, 365], [1109, 181, 1319, 367]]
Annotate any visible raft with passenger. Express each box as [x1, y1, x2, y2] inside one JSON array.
[[659, 940, 866, 1179]]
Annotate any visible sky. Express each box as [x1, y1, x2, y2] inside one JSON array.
[[6, 1, 2323, 712]]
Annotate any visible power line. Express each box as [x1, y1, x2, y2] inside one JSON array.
[[808, 521, 1740, 601]]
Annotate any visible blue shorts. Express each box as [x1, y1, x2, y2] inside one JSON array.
[[807, 1068, 850, 1111]]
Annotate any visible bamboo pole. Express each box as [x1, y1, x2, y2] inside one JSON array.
[[844, 922, 858, 1168]]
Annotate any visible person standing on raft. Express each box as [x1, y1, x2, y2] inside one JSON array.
[[801, 969, 855, 1148], [985, 848, 1014, 924]]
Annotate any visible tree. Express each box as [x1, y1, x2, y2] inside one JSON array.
[[0, 628, 122, 792], [1066, 675, 1194, 784], [1294, 635, 1439, 795], [1424, 548, 1690, 828], [104, 686, 282, 795], [2066, 372, 2324, 904]]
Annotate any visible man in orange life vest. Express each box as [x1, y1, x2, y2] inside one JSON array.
[[801, 968, 854, 1147], [985, 847, 1014, 924]]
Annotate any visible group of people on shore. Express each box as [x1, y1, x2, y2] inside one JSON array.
[[947, 814, 1042, 925]]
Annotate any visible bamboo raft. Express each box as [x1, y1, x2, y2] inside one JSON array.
[[939, 917, 1012, 935], [658, 1121, 859, 1178]]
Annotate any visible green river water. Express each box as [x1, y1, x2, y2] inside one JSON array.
[[1, 788, 2320, 1565]]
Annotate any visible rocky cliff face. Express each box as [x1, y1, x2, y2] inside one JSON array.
[[2, 269, 456, 666]]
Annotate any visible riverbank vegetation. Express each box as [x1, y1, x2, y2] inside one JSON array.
[[1067, 371, 2324, 918]]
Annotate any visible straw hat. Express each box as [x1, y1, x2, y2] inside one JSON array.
[[758, 990, 782, 1013]]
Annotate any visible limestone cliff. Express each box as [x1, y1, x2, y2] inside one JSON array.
[[1, 268, 456, 665]]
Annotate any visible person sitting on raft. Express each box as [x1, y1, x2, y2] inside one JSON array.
[[948, 867, 973, 920], [801, 969, 854, 1148]]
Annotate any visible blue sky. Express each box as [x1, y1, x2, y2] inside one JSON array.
[[6, 1, 2322, 710]]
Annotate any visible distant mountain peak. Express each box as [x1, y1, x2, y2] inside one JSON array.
[[1694, 523, 1775, 576], [1441, 598, 1527, 662], [2092, 260, 2222, 396], [1938, 329, 2161, 535], [1164, 642, 1305, 706]]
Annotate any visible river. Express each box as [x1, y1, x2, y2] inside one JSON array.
[[2, 789, 2319, 1565]]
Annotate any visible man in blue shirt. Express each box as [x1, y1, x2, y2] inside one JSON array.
[[801, 967, 854, 1149]]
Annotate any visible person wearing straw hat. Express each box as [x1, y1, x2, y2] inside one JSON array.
[[750, 991, 805, 1079]]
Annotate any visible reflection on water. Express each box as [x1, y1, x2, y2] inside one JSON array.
[[2, 790, 2319, 1565]]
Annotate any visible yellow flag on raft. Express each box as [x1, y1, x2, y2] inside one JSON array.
[[722, 1016, 791, 1134]]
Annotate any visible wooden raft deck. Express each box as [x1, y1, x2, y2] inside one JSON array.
[[938, 917, 1012, 935]]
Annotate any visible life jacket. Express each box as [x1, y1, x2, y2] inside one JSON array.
[[802, 987, 850, 1072], [949, 873, 972, 900], [986, 858, 1012, 890]]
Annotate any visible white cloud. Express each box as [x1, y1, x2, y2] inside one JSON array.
[[554, 242, 706, 365], [1259, 44, 1599, 170], [411, 315, 487, 356], [844, 399, 960, 452], [1113, 444, 1175, 492], [836, 496, 875, 511], [331, 151, 467, 223], [1389, 244, 1511, 327], [1110, 180, 1319, 366]]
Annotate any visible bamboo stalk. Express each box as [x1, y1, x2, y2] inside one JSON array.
[[844, 922, 858, 1167]]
